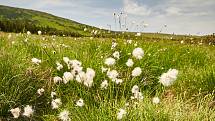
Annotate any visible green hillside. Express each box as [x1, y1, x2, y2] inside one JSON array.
[[0, 5, 103, 36]]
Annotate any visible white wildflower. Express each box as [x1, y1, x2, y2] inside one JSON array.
[[152, 97, 160, 104], [63, 57, 70, 64], [116, 78, 123, 84], [126, 59, 134, 67], [100, 80, 108, 89], [159, 69, 179, 86], [131, 85, 139, 94], [111, 42, 117, 49], [58, 110, 71, 121], [31, 58, 41, 65], [131, 91, 144, 100], [107, 70, 118, 80], [101, 66, 108, 73], [68, 60, 82, 68], [105, 57, 116, 66], [71, 66, 83, 76], [54, 76, 63, 84], [27, 31, 31, 35], [113, 51, 120, 59], [10, 107, 21, 118], [37, 88, 45, 95], [75, 71, 86, 83], [69, 60, 83, 74], [63, 72, 73, 84], [51, 92, 57, 98], [127, 39, 132, 44], [23, 105, 33, 117], [51, 98, 62, 109], [76, 98, 84, 107], [56, 62, 63, 71], [131, 85, 143, 100], [132, 67, 142, 77], [136, 32, 141, 36], [84, 68, 95, 87], [38, 31, 42, 35], [117, 109, 126, 120], [132, 47, 144, 59]]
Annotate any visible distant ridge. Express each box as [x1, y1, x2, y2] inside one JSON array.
[[0, 5, 104, 36]]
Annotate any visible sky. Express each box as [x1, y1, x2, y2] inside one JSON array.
[[0, 0, 215, 35]]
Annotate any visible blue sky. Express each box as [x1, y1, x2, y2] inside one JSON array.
[[0, 0, 215, 35]]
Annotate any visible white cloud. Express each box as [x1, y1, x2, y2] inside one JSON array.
[[123, 0, 151, 16], [165, 7, 182, 15]]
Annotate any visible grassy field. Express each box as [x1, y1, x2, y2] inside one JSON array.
[[0, 32, 214, 121]]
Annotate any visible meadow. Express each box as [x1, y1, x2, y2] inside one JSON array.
[[0, 31, 215, 121]]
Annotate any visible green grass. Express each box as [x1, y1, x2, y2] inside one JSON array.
[[0, 32, 214, 121]]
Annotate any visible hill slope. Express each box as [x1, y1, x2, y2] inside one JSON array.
[[0, 5, 101, 36]]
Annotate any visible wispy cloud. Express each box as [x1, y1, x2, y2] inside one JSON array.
[[123, 0, 151, 16], [165, 7, 182, 16]]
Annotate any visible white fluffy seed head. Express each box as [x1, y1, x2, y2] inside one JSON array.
[[107, 70, 118, 80], [83, 68, 95, 87], [127, 39, 132, 44], [58, 110, 71, 121], [100, 80, 108, 89], [101, 66, 108, 73], [113, 51, 120, 59], [136, 32, 141, 36], [131, 91, 144, 100], [111, 42, 117, 49], [105, 57, 116, 66], [159, 69, 178, 87], [115, 78, 123, 84], [152, 97, 160, 104], [117, 109, 126, 120], [51, 98, 62, 109], [76, 98, 84, 107], [37, 88, 45, 95], [131, 85, 139, 94], [63, 57, 70, 64], [126, 59, 134, 67], [31, 58, 41, 65], [63, 72, 73, 84], [23, 105, 33, 117], [38, 31, 42, 35], [75, 71, 86, 83], [132, 67, 142, 77], [132, 48, 144, 59], [54, 76, 63, 84], [56, 62, 63, 71], [10, 107, 21, 118], [131, 85, 143, 100], [51, 92, 57, 98], [27, 31, 31, 35]]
